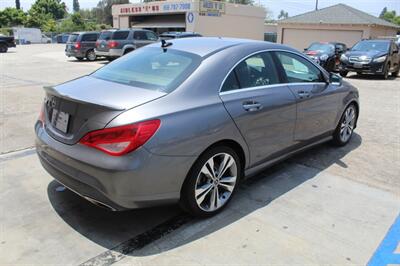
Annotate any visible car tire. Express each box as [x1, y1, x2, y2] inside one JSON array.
[[391, 68, 399, 77], [0, 44, 8, 53], [75, 57, 84, 61], [123, 48, 134, 55], [180, 146, 242, 217], [332, 104, 358, 147], [86, 49, 96, 61], [106, 56, 115, 62], [383, 64, 389, 80], [339, 70, 348, 77]]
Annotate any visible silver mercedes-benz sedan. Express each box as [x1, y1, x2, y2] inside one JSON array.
[[35, 37, 359, 217]]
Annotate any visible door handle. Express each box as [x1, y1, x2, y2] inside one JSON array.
[[242, 101, 262, 112], [297, 90, 310, 99]]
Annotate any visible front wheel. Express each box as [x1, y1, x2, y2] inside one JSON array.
[[332, 104, 358, 146], [180, 146, 242, 217], [0, 44, 8, 53], [382, 65, 389, 79]]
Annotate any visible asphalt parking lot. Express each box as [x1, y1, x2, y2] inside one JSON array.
[[1, 44, 399, 265]]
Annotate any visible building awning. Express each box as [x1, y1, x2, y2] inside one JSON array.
[[131, 15, 186, 28]]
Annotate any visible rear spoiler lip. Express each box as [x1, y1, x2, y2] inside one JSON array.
[[43, 85, 126, 111]]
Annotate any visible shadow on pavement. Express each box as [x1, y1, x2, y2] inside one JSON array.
[[346, 73, 397, 80], [47, 133, 362, 257]]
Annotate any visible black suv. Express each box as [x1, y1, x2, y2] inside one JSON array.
[[159, 32, 202, 40], [0, 35, 16, 53], [304, 42, 347, 72], [339, 39, 399, 79], [65, 32, 100, 61]]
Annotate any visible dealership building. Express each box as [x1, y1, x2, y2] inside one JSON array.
[[112, 0, 266, 40], [277, 4, 400, 50]]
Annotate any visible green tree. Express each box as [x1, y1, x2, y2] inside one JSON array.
[[379, 7, 387, 18], [15, 0, 21, 9], [73, 0, 80, 12], [29, 0, 67, 20], [0, 7, 27, 27], [278, 10, 289, 19], [94, 0, 129, 25], [380, 9, 400, 25]]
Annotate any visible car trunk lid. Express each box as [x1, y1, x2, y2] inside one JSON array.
[[43, 76, 167, 145]]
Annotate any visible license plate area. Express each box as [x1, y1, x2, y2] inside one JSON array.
[[353, 63, 363, 68], [51, 109, 70, 133]]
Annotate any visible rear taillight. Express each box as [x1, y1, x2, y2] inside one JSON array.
[[79, 120, 160, 156], [74, 42, 81, 49], [95, 41, 100, 47], [38, 104, 45, 126], [108, 41, 119, 49]]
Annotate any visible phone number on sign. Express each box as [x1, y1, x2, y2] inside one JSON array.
[[162, 3, 191, 11]]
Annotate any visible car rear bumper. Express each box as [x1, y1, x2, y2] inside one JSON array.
[[95, 48, 123, 57], [65, 49, 85, 58], [340, 61, 386, 74], [35, 122, 195, 210]]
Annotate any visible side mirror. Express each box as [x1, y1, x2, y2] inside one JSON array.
[[330, 73, 342, 85]]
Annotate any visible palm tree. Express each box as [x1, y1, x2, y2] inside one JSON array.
[[16, 0, 21, 9]]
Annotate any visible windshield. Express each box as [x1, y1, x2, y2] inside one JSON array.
[[91, 47, 202, 92], [307, 43, 334, 53], [67, 34, 79, 43], [352, 41, 389, 52], [99, 31, 113, 41]]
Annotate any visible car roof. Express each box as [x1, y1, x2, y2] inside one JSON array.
[[147, 37, 290, 57], [361, 39, 391, 43]]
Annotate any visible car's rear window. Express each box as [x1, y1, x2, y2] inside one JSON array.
[[112, 31, 129, 40], [67, 34, 79, 43], [91, 47, 201, 92], [99, 31, 113, 40]]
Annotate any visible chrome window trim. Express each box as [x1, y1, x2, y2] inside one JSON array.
[[219, 48, 328, 95]]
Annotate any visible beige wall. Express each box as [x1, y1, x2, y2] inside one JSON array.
[[112, 0, 266, 40], [369, 25, 398, 38], [277, 23, 399, 50], [264, 23, 277, 33]]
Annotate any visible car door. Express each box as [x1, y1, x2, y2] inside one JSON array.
[[219, 52, 297, 166], [273, 51, 341, 142]]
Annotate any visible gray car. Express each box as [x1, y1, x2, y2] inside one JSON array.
[[35, 38, 360, 217], [95, 29, 158, 61], [65, 32, 99, 61]]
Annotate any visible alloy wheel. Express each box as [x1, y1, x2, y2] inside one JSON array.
[[194, 153, 238, 212], [87, 50, 96, 61], [340, 106, 356, 142]]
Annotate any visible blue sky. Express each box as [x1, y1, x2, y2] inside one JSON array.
[[1, 0, 399, 19]]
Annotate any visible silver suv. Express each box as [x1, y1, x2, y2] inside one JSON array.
[[95, 29, 159, 61]]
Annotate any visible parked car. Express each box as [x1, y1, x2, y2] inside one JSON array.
[[304, 42, 347, 72], [95, 29, 158, 60], [0, 35, 16, 53], [56, 34, 69, 44], [12, 27, 51, 44], [35, 38, 359, 217], [339, 39, 400, 79], [159, 31, 202, 40], [65, 32, 99, 61]]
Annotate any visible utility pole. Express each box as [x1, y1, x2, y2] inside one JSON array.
[[315, 0, 318, 10]]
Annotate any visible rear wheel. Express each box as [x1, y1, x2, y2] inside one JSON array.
[[86, 49, 96, 61], [332, 104, 357, 146], [180, 146, 242, 217], [123, 48, 134, 55], [106, 56, 115, 62], [0, 44, 8, 53], [339, 70, 348, 77]]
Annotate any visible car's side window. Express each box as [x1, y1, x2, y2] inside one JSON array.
[[145, 31, 158, 41], [134, 31, 147, 40], [275, 51, 324, 83], [221, 52, 279, 92], [113, 31, 129, 40], [82, 34, 98, 42]]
